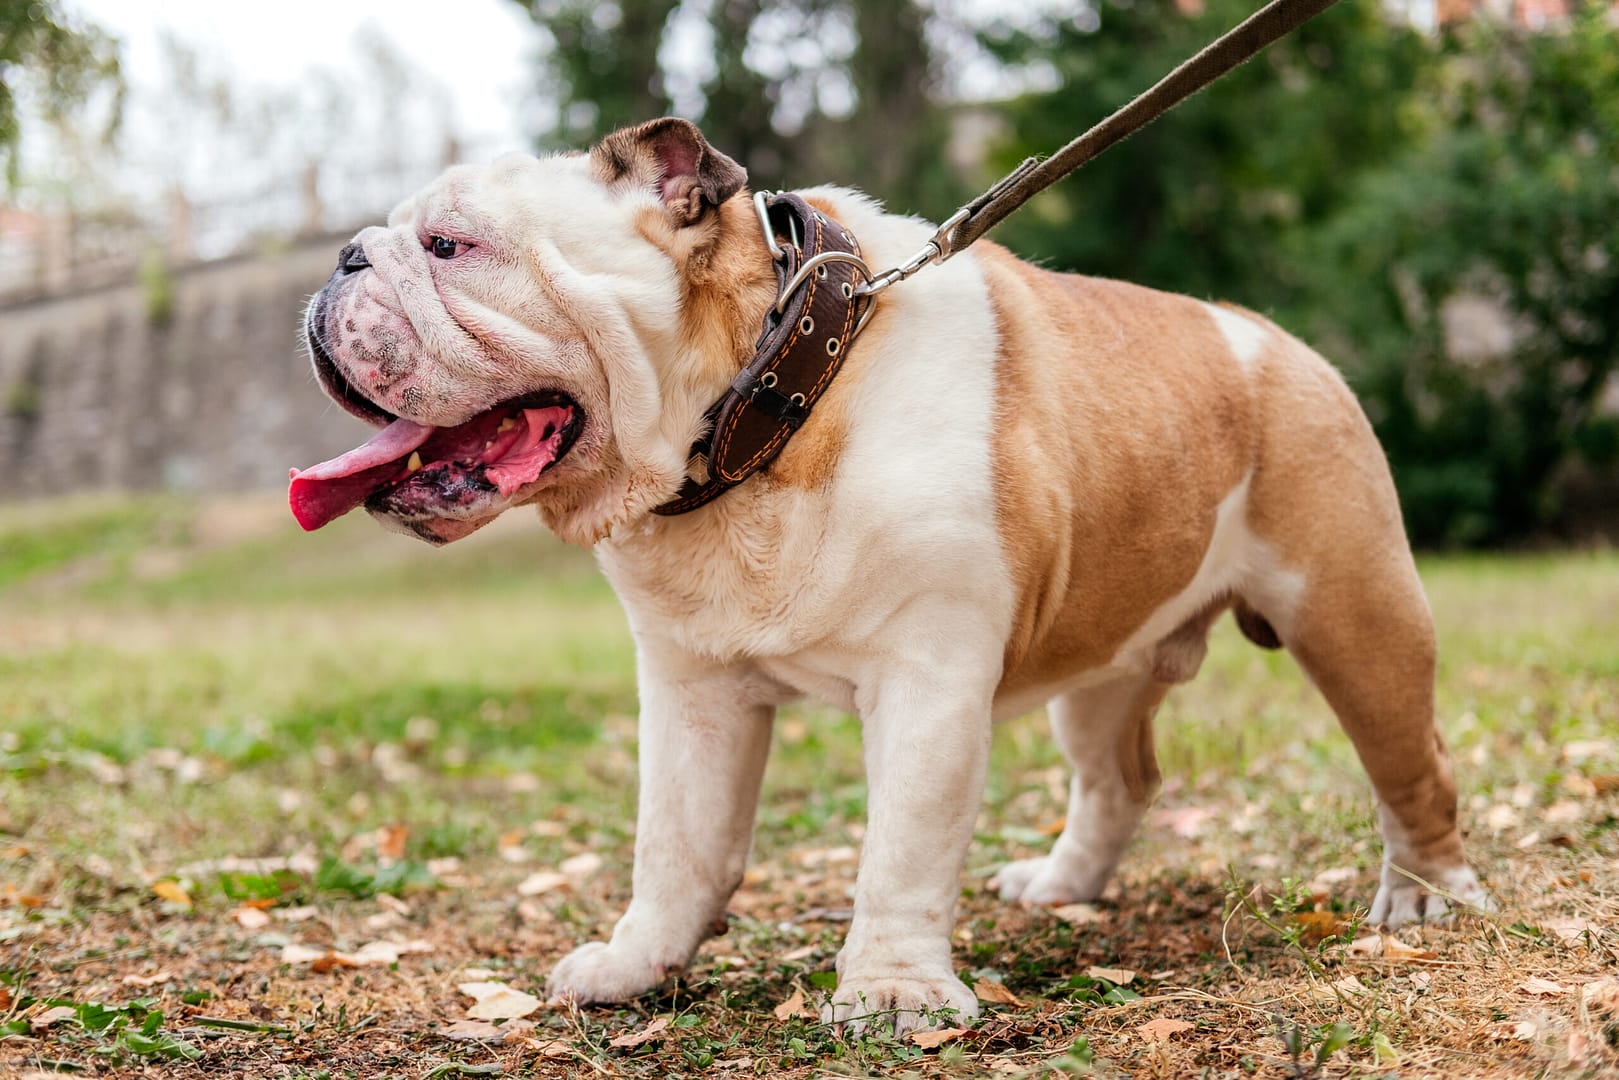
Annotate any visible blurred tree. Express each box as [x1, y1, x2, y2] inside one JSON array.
[[1304, 9, 1619, 545], [511, 0, 971, 215], [977, 0, 1430, 307], [0, 0, 122, 184], [513, 0, 679, 146]]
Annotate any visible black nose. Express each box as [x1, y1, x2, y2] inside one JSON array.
[[337, 242, 370, 274]]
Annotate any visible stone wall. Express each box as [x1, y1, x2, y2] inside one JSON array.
[[0, 237, 375, 499]]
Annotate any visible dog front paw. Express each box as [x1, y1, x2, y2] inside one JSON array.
[[1370, 864, 1492, 927], [991, 856, 1106, 905], [822, 972, 980, 1037], [546, 941, 669, 1004]]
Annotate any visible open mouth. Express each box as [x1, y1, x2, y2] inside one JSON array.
[[289, 391, 584, 534]]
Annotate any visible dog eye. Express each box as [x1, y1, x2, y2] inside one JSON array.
[[429, 235, 468, 259]]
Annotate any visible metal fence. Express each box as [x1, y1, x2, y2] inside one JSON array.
[[0, 136, 508, 306]]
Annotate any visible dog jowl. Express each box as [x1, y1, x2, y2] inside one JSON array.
[[292, 117, 1489, 1033]]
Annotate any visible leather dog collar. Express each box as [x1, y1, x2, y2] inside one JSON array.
[[653, 193, 872, 516]]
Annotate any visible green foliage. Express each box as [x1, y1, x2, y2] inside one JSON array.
[[981, 0, 1431, 304], [0, 0, 122, 183], [1301, 10, 1619, 545], [986, 2, 1619, 545]]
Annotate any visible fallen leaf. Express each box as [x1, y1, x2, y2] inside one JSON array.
[[522, 1037, 574, 1058], [120, 971, 174, 987], [468, 988, 543, 1021], [1138, 1017, 1193, 1043], [608, 1015, 670, 1048], [310, 952, 362, 974], [441, 1017, 536, 1043], [972, 979, 1025, 1006], [348, 938, 433, 964], [1086, 966, 1135, 985], [281, 943, 331, 964], [1589, 774, 1619, 795], [1344, 935, 1383, 958], [909, 1025, 970, 1049], [233, 906, 272, 930], [1152, 806, 1212, 838], [1289, 911, 1352, 943], [1542, 917, 1599, 944], [30, 1005, 78, 1032], [1038, 817, 1067, 836], [377, 824, 410, 861], [1381, 936, 1438, 962], [459, 980, 514, 1002], [559, 852, 603, 880], [516, 871, 569, 897], [1050, 903, 1105, 925], [151, 880, 192, 907], [773, 987, 806, 1020], [1520, 977, 1566, 997]]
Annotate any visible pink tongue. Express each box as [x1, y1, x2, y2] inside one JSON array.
[[485, 406, 571, 496], [288, 418, 433, 531]]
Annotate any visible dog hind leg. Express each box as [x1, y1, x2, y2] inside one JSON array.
[[1279, 556, 1489, 925], [995, 672, 1168, 904]]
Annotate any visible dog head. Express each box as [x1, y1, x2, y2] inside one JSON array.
[[291, 118, 760, 545]]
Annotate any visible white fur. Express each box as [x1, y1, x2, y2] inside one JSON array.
[[1203, 301, 1269, 372]]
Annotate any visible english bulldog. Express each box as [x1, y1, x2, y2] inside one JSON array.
[[291, 118, 1488, 1033]]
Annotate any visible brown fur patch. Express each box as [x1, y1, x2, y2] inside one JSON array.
[[977, 243, 1257, 701]]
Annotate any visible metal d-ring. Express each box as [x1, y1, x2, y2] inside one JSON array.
[[774, 251, 874, 315], [753, 191, 785, 261]]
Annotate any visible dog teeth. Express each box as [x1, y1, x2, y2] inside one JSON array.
[[407, 451, 422, 472], [497, 417, 517, 433]]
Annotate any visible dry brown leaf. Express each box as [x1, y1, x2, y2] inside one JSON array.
[[1519, 977, 1566, 997], [150, 880, 191, 907], [233, 906, 272, 930], [523, 1037, 574, 1058], [310, 951, 362, 974], [559, 852, 603, 880], [516, 871, 569, 897], [1038, 816, 1067, 836], [1589, 774, 1619, 795], [30, 1006, 78, 1032], [440, 1017, 536, 1043], [608, 1015, 670, 1048], [468, 988, 543, 1021], [773, 987, 806, 1021], [281, 943, 330, 964], [1086, 966, 1135, 985], [1381, 936, 1438, 962], [1138, 1017, 1193, 1043], [972, 979, 1025, 1007], [1542, 917, 1600, 944], [120, 971, 174, 987], [909, 1025, 970, 1049], [1288, 911, 1352, 943], [377, 824, 410, 861], [349, 939, 433, 965], [1050, 903, 1105, 925]]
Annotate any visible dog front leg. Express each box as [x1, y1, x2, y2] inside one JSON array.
[[547, 651, 773, 1003], [828, 671, 991, 1035]]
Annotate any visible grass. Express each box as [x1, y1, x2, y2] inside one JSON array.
[[2, 494, 1617, 1078]]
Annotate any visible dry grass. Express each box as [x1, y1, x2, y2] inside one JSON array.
[[2, 495, 1617, 1079]]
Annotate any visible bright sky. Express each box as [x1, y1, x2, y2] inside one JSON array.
[[69, 0, 541, 147]]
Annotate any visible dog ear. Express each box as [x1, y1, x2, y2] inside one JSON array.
[[591, 117, 748, 226]]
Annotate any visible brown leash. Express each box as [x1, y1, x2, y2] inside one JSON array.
[[653, 0, 1344, 516]]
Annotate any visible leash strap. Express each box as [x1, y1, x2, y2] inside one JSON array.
[[860, 0, 1345, 290]]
